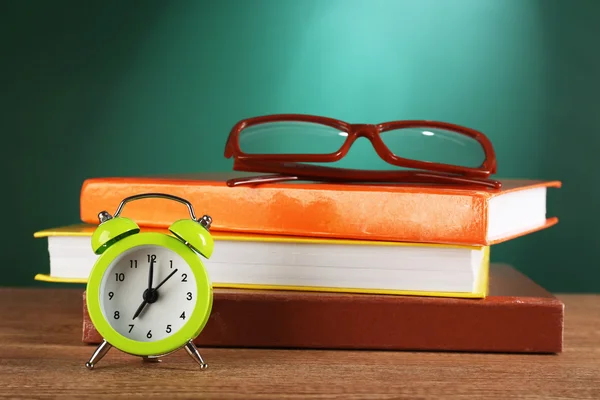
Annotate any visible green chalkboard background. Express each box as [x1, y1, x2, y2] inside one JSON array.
[[3, 0, 598, 291]]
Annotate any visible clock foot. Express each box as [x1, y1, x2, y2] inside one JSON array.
[[85, 339, 112, 370], [142, 356, 162, 363], [184, 340, 208, 369]]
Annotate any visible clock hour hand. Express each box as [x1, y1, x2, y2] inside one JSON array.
[[132, 269, 178, 320], [132, 258, 156, 320], [132, 298, 148, 320]]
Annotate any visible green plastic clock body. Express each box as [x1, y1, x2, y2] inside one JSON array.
[[169, 219, 214, 258], [86, 232, 213, 357], [91, 216, 140, 254]]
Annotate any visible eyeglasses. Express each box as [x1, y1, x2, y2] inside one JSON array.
[[224, 114, 500, 189]]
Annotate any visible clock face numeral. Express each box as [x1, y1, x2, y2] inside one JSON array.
[[100, 245, 198, 343]]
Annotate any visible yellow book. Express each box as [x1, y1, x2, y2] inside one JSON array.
[[34, 224, 490, 298]]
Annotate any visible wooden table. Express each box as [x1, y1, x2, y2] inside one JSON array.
[[0, 289, 598, 399]]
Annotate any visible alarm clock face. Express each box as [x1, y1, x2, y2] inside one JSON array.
[[99, 244, 198, 343]]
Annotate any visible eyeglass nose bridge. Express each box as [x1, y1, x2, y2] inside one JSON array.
[[348, 124, 378, 139]]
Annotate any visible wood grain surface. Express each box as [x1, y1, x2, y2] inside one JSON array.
[[0, 288, 598, 399]]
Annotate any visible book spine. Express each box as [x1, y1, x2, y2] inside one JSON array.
[[82, 290, 564, 353], [80, 179, 489, 245]]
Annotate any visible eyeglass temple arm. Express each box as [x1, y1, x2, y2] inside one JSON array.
[[226, 171, 501, 189], [229, 159, 500, 187], [235, 158, 491, 178], [226, 174, 299, 187]]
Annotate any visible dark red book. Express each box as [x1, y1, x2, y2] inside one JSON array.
[[82, 264, 564, 353]]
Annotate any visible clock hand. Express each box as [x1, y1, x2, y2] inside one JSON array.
[[132, 258, 157, 320], [148, 258, 155, 290], [131, 269, 178, 320], [132, 298, 148, 320], [154, 268, 178, 291]]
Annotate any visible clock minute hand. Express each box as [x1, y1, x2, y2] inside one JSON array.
[[132, 269, 178, 320], [154, 268, 178, 291], [132, 258, 156, 320], [148, 258, 155, 289]]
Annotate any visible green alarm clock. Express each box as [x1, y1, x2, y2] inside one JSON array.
[[84, 193, 214, 370]]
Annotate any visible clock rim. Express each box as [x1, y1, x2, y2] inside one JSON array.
[[86, 232, 213, 357]]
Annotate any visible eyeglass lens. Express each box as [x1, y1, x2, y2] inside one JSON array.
[[238, 121, 486, 169]]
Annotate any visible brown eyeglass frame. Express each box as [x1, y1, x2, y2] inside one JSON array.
[[224, 114, 500, 189]]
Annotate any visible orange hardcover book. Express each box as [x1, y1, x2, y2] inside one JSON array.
[[80, 173, 561, 246]]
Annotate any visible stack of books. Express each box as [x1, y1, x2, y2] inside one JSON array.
[[35, 172, 564, 353]]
